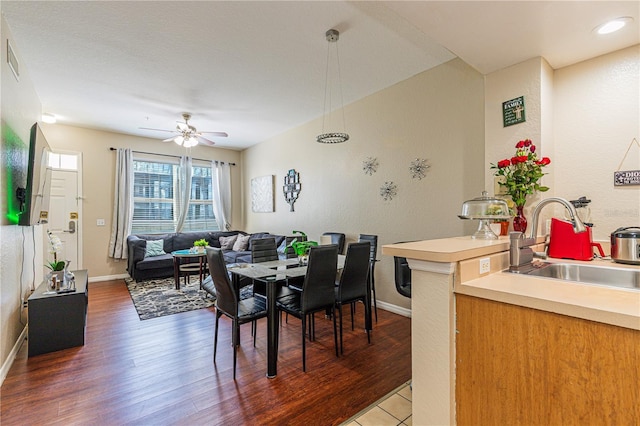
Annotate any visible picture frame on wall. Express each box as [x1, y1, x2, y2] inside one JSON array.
[[251, 175, 274, 212]]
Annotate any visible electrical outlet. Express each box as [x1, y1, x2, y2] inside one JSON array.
[[479, 257, 491, 274], [97, 218, 105, 226]]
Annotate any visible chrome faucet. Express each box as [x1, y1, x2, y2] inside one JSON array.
[[528, 197, 587, 239], [509, 197, 587, 272]]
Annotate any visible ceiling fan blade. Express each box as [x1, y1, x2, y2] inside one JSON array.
[[162, 136, 176, 143], [139, 127, 176, 133], [176, 122, 189, 131], [198, 131, 228, 137], [196, 136, 216, 146]]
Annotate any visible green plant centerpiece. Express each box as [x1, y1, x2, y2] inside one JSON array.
[[286, 230, 318, 265], [193, 238, 208, 253]]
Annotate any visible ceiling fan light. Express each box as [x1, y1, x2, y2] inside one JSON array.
[[174, 135, 184, 146], [183, 137, 198, 148]]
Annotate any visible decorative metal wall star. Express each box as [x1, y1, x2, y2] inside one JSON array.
[[362, 157, 379, 176], [379, 181, 398, 201], [409, 158, 430, 180]]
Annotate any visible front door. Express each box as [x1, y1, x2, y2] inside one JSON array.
[[45, 160, 81, 272]]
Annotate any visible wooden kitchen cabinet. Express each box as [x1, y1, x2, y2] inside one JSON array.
[[455, 294, 640, 425], [28, 270, 88, 357]]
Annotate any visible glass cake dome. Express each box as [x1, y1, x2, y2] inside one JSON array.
[[459, 191, 511, 239]]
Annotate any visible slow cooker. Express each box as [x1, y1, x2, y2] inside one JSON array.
[[611, 227, 640, 265]]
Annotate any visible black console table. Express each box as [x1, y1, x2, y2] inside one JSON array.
[[28, 270, 88, 357]]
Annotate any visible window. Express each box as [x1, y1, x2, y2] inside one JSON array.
[[48, 152, 78, 170], [131, 158, 218, 234], [183, 165, 218, 231]]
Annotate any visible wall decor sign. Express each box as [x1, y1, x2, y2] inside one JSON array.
[[283, 169, 301, 212], [502, 96, 525, 127], [614, 138, 640, 186], [251, 175, 274, 212], [614, 170, 640, 186]]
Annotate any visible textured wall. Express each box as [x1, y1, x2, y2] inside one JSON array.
[[242, 58, 486, 310], [554, 45, 640, 241], [485, 47, 640, 242], [1, 14, 42, 377]]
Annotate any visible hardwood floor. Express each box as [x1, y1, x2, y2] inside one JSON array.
[[1, 279, 411, 425]]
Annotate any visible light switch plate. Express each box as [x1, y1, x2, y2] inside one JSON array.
[[97, 219, 105, 226]]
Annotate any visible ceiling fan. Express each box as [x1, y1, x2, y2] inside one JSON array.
[[140, 113, 228, 147]]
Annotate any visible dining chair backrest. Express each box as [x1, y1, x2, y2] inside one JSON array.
[[357, 234, 378, 262], [285, 235, 307, 259], [337, 241, 371, 301], [251, 237, 278, 263], [301, 244, 339, 312], [322, 232, 346, 254], [394, 255, 412, 298], [206, 247, 238, 316]]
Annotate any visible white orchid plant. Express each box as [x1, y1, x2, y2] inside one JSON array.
[[46, 230, 65, 271]]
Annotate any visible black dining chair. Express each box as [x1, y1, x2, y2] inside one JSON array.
[[335, 241, 372, 354], [394, 255, 412, 298], [251, 237, 279, 298], [358, 234, 379, 322], [322, 232, 346, 254], [206, 247, 268, 380], [276, 244, 339, 372], [284, 234, 307, 259]]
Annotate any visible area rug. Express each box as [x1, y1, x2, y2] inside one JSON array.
[[125, 276, 255, 320], [125, 276, 216, 320]]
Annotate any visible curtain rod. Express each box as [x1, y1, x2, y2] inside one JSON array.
[[109, 147, 236, 166]]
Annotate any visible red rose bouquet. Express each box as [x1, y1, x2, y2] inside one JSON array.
[[490, 139, 550, 207]]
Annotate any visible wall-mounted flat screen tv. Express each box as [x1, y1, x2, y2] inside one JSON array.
[[18, 123, 52, 226]]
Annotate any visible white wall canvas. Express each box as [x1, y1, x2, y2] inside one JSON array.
[[251, 175, 274, 213]]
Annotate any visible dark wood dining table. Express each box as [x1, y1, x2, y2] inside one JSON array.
[[227, 255, 348, 378]]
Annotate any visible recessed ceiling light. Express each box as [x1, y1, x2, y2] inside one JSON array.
[[595, 17, 633, 35], [41, 113, 57, 124]]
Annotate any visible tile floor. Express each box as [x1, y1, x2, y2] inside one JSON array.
[[342, 381, 412, 426]]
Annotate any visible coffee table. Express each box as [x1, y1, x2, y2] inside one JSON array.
[[171, 249, 207, 290]]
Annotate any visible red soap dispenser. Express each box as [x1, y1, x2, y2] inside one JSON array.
[[547, 218, 605, 261]]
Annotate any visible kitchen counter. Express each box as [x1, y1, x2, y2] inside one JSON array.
[[384, 237, 639, 330], [382, 236, 640, 425], [458, 257, 640, 330]]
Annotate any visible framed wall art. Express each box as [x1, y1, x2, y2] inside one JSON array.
[[251, 175, 274, 213]]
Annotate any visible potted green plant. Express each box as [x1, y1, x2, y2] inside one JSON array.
[[286, 231, 318, 265], [193, 239, 209, 254]]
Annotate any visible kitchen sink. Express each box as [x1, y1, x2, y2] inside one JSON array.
[[519, 262, 640, 291]]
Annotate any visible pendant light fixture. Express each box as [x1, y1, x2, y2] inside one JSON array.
[[316, 29, 349, 144]]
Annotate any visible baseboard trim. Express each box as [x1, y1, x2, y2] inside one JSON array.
[[0, 325, 27, 386], [378, 301, 411, 318], [88, 273, 129, 283]]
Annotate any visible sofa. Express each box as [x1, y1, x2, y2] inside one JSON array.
[[126, 230, 287, 282]]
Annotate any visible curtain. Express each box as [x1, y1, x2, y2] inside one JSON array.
[[174, 156, 192, 232], [108, 148, 133, 259], [211, 161, 232, 231]]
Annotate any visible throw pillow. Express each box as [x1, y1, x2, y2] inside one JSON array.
[[145, 239, 166, 257], [232, 234, 251, 251], [219, 235, 238, 250]]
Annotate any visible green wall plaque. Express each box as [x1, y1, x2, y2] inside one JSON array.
[[502, 96, 526, 127]]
